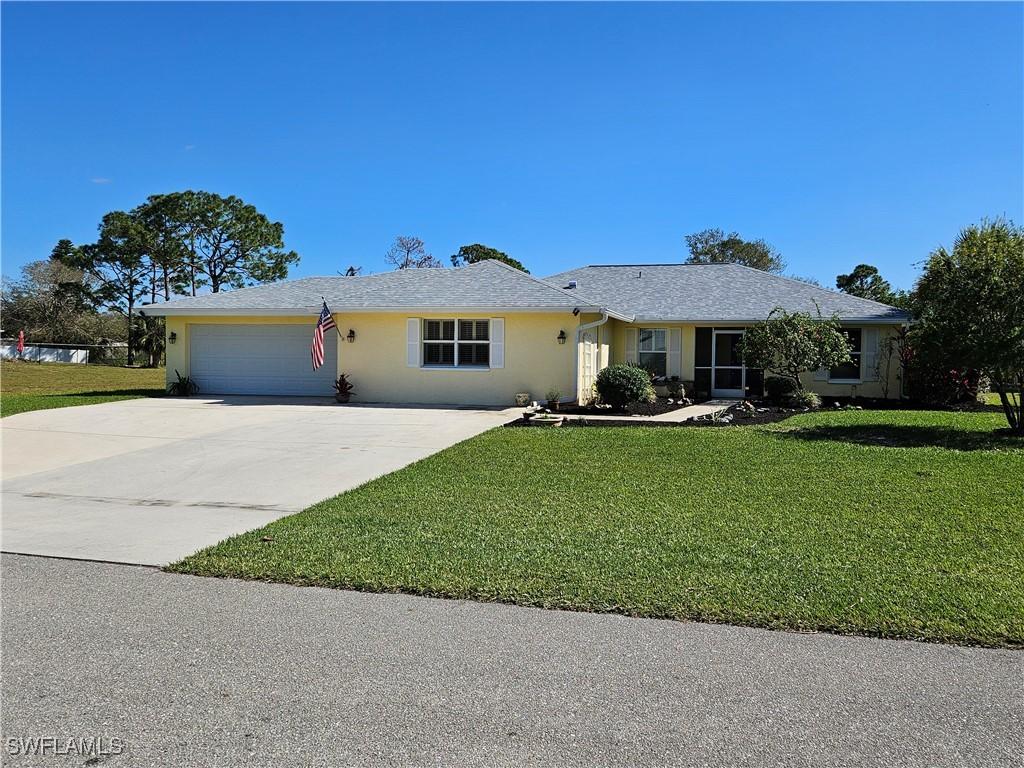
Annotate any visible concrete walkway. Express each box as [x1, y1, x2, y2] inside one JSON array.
[[561, 400, 732, 424], [1, 397, 515, 565], [2, 553, 1020, 768]]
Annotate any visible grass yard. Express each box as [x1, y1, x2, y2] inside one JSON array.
[[0, 361, 165, 417], [985, 391, 1020, 407], [172, 409, 1024, 647]]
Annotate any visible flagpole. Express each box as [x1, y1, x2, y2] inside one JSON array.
[[321, 297, 345, 340]]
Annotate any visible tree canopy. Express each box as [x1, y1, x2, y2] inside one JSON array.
[[385, 236, 442, 269], [450, 244, 529, 273], [70, 211, 153, 365], [19, 191, 300, 365], [684, 228, 785, 273], [913, 218, 1024, 433], [738, 307, 851, 390], [141, 191, 299, 294], [836, 264, 896, 304], [0, 243, 106, 345]]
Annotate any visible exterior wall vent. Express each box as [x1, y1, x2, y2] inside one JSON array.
[[566, 280, 577, 289]]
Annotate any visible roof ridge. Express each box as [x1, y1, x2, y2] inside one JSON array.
[[723, 263, 905, 311], [480, 258, 611, 307]]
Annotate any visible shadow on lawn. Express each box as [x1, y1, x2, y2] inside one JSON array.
[[45, 388, 166, 399], [775, 423, 1024, 451]]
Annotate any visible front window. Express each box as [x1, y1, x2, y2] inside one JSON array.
[[638, 328, 668, 377], [423, 319, 490, 367], [829, 328, 862, 381]]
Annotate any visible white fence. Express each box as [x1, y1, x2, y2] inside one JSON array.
[[1, 344, 90, 364]]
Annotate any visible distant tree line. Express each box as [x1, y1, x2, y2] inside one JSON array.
[[342, 237, 529, 276], [1, 191, 299, 366]]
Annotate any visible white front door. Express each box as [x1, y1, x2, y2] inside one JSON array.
[[711, 330, 745, 398], [189, 324, 337, 396]]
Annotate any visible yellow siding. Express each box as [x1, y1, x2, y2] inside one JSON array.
[[598, 320, 905, 400], [337, 312, 578, 406], [168, 312, 580, 406], [165, 314, 906, 403]]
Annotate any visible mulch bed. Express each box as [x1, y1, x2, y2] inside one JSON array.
[[553, 397, 687, 418], [507, 400, 809, 429]]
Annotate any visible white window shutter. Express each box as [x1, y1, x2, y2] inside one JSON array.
[[625, 328, 638, 363], [863, 327, 880, 381], [406, 318, 420, 367], [667, 328, 682, 378], [490, 318, 504, 369]]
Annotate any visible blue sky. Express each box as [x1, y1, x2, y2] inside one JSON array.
[[3, 2, 1021, 291]]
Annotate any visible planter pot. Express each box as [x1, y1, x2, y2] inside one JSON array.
[[532, 415, 563, 427], [514, 393, 531, 407], [547, 400, 560, 411], [335, 393, 351, 403]]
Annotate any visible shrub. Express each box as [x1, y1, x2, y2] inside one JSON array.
[[167, 369, 199, 396], [333, 373, 355, 398], [790, 390, 821, 409], [596, 364, 656, 410], [764, 376, 798, 405]]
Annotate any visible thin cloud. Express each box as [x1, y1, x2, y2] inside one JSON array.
[[90, 177, 112, 184], [183, 144, 196, 151]]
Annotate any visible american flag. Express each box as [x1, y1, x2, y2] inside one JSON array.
[[311, 300, 336, 371]]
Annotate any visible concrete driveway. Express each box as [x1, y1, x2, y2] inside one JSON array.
[[1, 397, 514, 565]]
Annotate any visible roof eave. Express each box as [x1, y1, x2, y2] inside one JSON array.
[[141, 305, 614, 317], [629, 315, 910, 325]]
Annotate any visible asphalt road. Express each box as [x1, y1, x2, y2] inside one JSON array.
[[2, 553, 1021, 767]]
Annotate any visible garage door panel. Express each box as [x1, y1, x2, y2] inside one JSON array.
[[190, 324, 336, 396]]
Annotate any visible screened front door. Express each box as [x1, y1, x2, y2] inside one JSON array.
[[711, 330, 745, 398]]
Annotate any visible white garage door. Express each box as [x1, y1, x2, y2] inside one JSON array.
[[189, 324, 337, 396]]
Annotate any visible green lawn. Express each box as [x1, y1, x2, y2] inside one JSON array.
[[0, 361, 165, 417], [986, 390, 1020, 407], [171, 409, 1024, 647]]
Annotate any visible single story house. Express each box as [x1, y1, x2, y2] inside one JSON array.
[[142, 260, 909, 405]]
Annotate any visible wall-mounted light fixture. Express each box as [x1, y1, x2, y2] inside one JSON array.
[[557, 330, 567, 345], [168, 331, 177, 344], [347, 329, 356, 343]]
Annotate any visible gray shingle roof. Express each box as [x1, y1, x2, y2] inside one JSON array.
[[142, 260, 602, 316], [143, 258, 909, 323], [543, 263, 909, 322]]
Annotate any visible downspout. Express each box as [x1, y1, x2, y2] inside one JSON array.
[[573, 310, 610, 405]]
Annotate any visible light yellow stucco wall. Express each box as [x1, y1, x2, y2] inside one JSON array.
[[166, 312, 580, 406], [335, 311, 578, 406], [165, 314, 905, 403], [602, 320, 905, 399]]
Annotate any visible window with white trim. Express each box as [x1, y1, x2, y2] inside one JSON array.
[[422, 319, 490, 367], [829, 328, 862, 381], [638, 328, 668, 377]]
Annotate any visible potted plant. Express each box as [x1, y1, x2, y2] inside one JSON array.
[[531, 413, 564, 427], [514, 392, 531, 407], [333, 373, 355, 403], [546, 388, 561, 411]]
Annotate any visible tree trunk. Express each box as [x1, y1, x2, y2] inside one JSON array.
[[993, 377, 1023, 434], [162, 266, 171, 301], [126, 302, 134, 367], [151, 264, 157, 304]]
